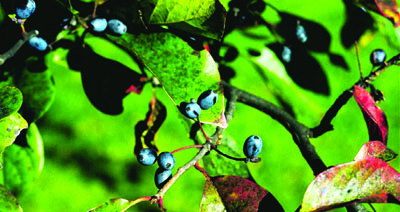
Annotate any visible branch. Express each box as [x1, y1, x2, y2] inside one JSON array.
[[311, 53, 400, 137], [0, 30, 39, 65]]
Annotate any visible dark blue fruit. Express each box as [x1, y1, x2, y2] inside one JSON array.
[[16, 0, 36, 19], [197, 90, 218, 110], [108, 19, 127, 35], [158, 152, 175, 170], [29, 36, 47, 51], [185, 100, 201, 119], [243, 135, 263, 158], [90, 18, 107, 32], [370, 49, 386, 67], [296, 24, 307, 43], [137, 148, 157, 166], [155, 168, 172, 189]]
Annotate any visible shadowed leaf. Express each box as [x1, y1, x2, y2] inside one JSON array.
[[0, 86, 23, 120], [3, 123, 44, 196], [354, 141, 397, 162], [353, 85, 388, 144], [301, 157, 400, 212], [134, 97, 166, 156], [107, 32, 227, 127], [0, 113, 28, 163], [211, 175, 273, 212], [0, 184, 22, 212]]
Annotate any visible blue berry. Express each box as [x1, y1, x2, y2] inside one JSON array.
[[108, 19, 127, 35], [243, 135, 263, 158], [370, 49, 386, 66], [137, 148, 157, 166], [16, 0, 36, 19], [155, 168, 172, 189], [29, 36, 47, 51], [197, 90, 218, 110], [185, 100, 201, 119], [296, 24, 307, 43], [282, 46, 291, 63], [158, 152, 175, 170], [90, 18, 107, 32]]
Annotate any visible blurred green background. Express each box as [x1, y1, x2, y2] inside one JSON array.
[[6, 0, 399, 211]]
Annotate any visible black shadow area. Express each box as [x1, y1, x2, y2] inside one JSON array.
[[67, 45, 144, 115], [267, 43, 330, 95]]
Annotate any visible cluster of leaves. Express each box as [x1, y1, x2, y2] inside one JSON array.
[[0, 0, 400, 211]]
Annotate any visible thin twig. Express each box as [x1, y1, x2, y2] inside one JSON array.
[[0, 30, 39, 65]]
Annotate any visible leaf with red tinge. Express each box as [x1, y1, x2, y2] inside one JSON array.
[[300, 157, 400, 212], [353, 85, 388, 144], [134, 97, 166, 156], [199, 176, 226, 212], [354, 140, 397, 162], [355, 0, 400, 27], [206, 175, 282, 212]]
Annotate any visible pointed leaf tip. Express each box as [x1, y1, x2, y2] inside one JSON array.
[[353, 85, 388, 144]]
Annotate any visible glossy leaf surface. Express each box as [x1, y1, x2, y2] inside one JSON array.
[[301, 157, 400, 212], [107, 32, 226, 127], [0, 86, 23, 120], [0, 113, 27, 160], [353, 85, 388, 144]]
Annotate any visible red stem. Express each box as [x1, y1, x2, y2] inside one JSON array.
[[171, 145, 203, 154], [197, 119, 211, 142]]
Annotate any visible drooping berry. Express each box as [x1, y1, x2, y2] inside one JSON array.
[[282, 46, 291, 63], [296, 24, 307, 43], [155, 168, 172, 189], [185, 99, 201, 119], [158, 152, 175, 170], [370, 49, 386, 67], [16, 0, 36, 19], [197, 90, 218, 110], [90, 18, 107, 32], [243, 135, 263, 158], [108, 19, 127, 35], [137, 148, 157, 166], [29, 36, 47, 51]]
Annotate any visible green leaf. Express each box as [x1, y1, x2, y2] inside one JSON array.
[[199, 176, 226, 212], [88, 197, 150, 212], [0, 184, 23, 212], [0, 113, 28, 160], [107, 32, 227, 127], [149, 0, 226, 40], [301, 157, 400, 212], [203, 134, 250, 178], [14, 63, 55, 123], [3, 123, 44, 196], [0, 86, 23, 120]]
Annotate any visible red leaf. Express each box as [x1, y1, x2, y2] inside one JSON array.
[[355, 0, 400, 27], [210, 175, 269, 212], [354, 141, 398, 162], [301, 157, 400, 212], [353, 85, 388, 144]]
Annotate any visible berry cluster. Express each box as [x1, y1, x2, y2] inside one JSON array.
[[184, 90, 218, 119], [137, 148, 176, 189], [89, 18, 128, 35]]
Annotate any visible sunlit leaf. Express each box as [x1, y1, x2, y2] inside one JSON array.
[[134, 97, 166, 155], [107, 32, 227, 127], [88, 197, 152, 212], [0, 184, 22, 212], [0, 86, 23, 120], [149, 0, 226, 40], [3, 123, 44, 196], [203, 134, 250, 178], [0, 113, 28, 160], [211, 175, 270, 212], [356, 0, 400, 27], [300, 157, 400, 212], [353, 85, 388, 144], [200, 176, 226, 212], [354, 140, 397, 162]]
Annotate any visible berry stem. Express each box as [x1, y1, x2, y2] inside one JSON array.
[[197, 119, 211, 142], [211, 144, 260, 163], [171, 145, 203, 154], [354, 41, 364, 81], [194, 162, 209, 178]]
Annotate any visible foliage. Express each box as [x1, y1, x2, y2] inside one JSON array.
[[0, 0, 399, 212]]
